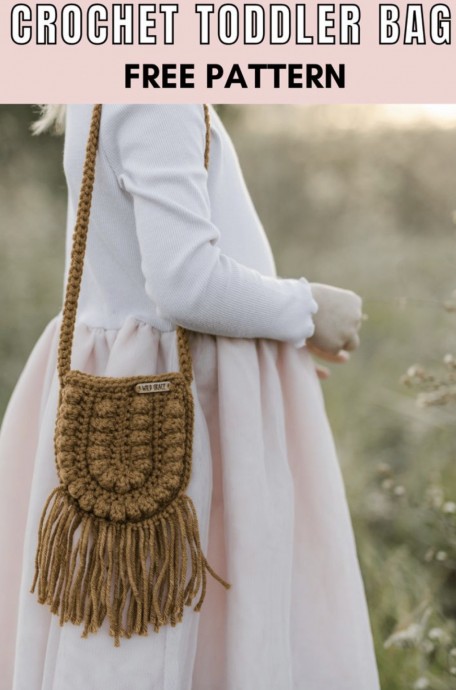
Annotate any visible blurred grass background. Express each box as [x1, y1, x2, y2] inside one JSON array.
[[1, 104, 456, 689]]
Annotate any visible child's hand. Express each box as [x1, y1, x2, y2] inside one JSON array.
[[307, 283, 363, 356], [310, 347, 351, 379]]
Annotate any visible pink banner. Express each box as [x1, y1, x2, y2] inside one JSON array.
[[0, 0, 454, 102]]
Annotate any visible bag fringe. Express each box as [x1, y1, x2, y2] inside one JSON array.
[[30, 487, 230, 646]]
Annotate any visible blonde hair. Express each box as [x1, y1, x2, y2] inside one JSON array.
[[30, 105, 67, 136]]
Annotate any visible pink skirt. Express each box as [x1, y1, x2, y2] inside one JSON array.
[[0, 315, 380, 690]]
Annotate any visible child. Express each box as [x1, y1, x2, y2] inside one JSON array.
[[0, 104, 380, 689]]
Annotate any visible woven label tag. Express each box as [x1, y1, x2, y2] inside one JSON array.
[[135, 381, 172, 394]]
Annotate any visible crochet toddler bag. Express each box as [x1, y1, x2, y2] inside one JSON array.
[[30, 103, 230, 646]]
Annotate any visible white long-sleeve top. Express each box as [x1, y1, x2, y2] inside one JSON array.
[[63, 104, 318, 347]]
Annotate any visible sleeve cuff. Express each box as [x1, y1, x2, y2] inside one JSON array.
[[290, 277, 319, 349]]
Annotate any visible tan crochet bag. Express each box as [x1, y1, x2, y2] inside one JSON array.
[[30, 103, 230, 646]]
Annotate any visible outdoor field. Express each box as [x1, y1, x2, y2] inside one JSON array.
[[1, 104, 455, 689]]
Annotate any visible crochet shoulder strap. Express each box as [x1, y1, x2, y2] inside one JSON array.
[[57, 104, 211, 385]]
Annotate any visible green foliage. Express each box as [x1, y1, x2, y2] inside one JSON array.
[[0, 105, 67, 413], [388, 345, 456, 688]]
